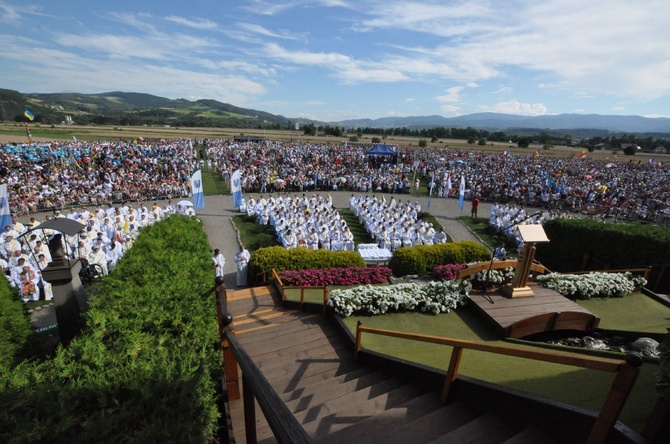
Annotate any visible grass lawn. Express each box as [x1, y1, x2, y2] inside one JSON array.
[[577, 292, 670, 333], [233, 215, 280, 251], [201, 168, 229, 195], [338, 209, 375, 246], [459, 216, 518, 257]]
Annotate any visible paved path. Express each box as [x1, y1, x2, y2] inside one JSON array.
[[196, 192, 495, 289]]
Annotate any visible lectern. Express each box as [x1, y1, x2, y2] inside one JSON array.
[[501, 224, 549, 298]]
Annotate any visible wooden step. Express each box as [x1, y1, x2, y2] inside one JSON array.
[[284, 370, 392, 414], [351, 400, 478, 444], [502, 425, 557, 444], [296, 381, 424, 437], [431, 411, 521, 444], [315, 391, 446, 444]]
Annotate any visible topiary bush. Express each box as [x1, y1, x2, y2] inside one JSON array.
[[389, 241, 491, 276], [248, 246, 366, 283]]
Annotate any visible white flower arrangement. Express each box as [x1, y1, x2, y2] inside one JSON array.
[[536, 272, 647, 299], [327, 280, 472, 317], [471, 267, 515, 284]]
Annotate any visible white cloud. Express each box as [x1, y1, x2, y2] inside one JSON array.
[[238, 23, 301, 40], [165, 16, 218, 30], [478, 101, 548, 116], [435, 86, 464, 103]]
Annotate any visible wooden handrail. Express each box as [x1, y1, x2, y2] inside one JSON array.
[[355, 322, 642, 444]]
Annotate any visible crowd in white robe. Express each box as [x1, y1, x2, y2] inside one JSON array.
[[243, 193, 356, 251], [350, 194, 446, 251], [488, 203, 573, 247], [1, 201, 195, 300]]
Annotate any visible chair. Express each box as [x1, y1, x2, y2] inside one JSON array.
[[79, 261, 105, 284]]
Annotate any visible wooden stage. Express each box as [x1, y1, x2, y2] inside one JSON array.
[[468, 282, 600, 339]]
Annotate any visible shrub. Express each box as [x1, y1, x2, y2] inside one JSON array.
[[248, 246, 365, 283], [389, 241, 490, 276], [433, 263, 468, 280]]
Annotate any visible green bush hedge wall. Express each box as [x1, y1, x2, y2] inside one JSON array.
[[536, 218, 670, 271], [0, 215, 220, 443], [389, 241, 490, 276], [248, 246, 366, 283]]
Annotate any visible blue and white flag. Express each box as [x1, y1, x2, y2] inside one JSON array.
[[232, 169, 243, 209], [0, 184, 12, 230], [459, 175, 465, 211], [190, 170, 205, 210], [446, 173, 452, 197]]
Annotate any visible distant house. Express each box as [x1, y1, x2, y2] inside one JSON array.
[[653, 145, 668, 154]]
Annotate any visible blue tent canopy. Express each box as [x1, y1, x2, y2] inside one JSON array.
[[366, 144, 397, 156]]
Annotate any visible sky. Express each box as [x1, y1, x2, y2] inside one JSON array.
[[1, 0, 669, 122]]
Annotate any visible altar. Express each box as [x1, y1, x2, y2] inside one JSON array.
[[357, 243, 393, 265]]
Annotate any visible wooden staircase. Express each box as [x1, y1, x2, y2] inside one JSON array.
[[224, 286, 560, 443]]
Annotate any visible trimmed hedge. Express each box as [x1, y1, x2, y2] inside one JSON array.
[[536, 218, 670, 271], [0, 216, 220, 443], [248, 246, 366, 283], [0, 282, 31, 367], [389, 241, 490, 276]]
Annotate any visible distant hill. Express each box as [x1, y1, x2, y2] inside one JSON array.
[[0, 89, 293, 129], [3, 88, 670, 135], [336, 112, 670, 134]]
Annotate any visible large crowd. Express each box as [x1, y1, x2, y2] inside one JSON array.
[[1, 139, 199, 214], [205, 139, 670, 224]]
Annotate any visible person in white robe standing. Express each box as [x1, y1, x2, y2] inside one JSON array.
[[213, 248, 226, 278], [234, 246, 250, 287]]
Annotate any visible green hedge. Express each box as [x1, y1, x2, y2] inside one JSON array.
[[0, 216, 220, 443], [248, 246, 366, 283], [536, 218, 670, 270], [0, 282, 31, 367], [389, 241, 491, 276]]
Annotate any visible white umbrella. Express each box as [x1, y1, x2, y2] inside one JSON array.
[[177, 200, 194, 207]]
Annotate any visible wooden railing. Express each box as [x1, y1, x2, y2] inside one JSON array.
[[355, 322, 642, 444], [216, 281, 309, 444], [271, 269, 330, 315]]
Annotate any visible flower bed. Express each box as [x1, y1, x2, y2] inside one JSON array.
[[279, 267, 392, 287], [536, 271, 647, 299], [432, 263, 467, 280], [327, 280, 472, 317]]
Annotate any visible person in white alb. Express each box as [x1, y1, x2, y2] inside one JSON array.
[[212, 248, 226, 278], [234, 246, 250, 287]]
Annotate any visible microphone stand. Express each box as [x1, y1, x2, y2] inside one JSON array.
[[482, 210, 542, 303]]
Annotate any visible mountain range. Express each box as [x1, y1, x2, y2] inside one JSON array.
[[1, 88, 669, 135]]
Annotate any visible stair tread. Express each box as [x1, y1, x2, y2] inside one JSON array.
[[296, 381, 424, 437], [283, 370, 392, 413], [431, 411, 521, 444], [315, 391, 445, 444], [502, 425, 557, 444]]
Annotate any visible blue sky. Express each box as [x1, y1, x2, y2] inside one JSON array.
[[1, 0, 669, 122]]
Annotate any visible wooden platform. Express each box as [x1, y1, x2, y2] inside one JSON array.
[[468, 282, 600, 339]]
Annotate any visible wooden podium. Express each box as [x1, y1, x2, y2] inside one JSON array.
[[501, 224, 549, 299]]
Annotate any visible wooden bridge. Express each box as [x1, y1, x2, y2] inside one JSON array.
[[219, 284, 643, 444]]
